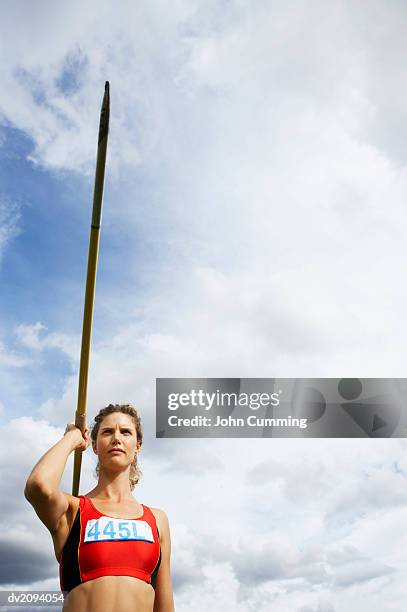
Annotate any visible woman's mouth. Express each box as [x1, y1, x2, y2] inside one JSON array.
[[109, 449, 125, 454]]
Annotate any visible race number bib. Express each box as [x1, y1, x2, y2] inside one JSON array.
[[84, 517, 154, 543]]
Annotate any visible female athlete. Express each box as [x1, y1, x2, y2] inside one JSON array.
[[24, 403, 175, 612]]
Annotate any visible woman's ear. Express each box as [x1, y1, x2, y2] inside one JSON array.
[[92, 441, 97, 455]]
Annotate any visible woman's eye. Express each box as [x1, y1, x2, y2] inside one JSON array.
[[103, 429, 131, 434]]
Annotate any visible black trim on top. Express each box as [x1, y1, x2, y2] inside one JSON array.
[[60, 508, 81, 593], [151, 527, 162, 590]]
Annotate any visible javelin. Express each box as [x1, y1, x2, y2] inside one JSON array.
[[72, 82, 110, 495]]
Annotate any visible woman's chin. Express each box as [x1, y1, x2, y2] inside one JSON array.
[[100, 458, 130, 471]]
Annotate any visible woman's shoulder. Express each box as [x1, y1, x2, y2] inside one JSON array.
[[147, 505, 169, 519], [148, 506, 171, 540]]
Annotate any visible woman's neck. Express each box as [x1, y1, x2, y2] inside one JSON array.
[[90, 470, 134, 501]]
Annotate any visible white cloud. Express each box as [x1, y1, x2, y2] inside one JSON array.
[[0, 198, 21, 266], [14, 322, 80, 363], [0, 339, 30, 367], [14, 322, 47, 350]]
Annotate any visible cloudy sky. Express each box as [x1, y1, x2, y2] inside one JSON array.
[[1, 0, 407, 610]]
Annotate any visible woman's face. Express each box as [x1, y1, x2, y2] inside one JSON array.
[[93, 412, 141, 471]]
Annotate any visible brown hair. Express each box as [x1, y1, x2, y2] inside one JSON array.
[[90, 404, 143, 490]]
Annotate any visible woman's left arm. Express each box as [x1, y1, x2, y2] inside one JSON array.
[[153, 510, 175, 612]]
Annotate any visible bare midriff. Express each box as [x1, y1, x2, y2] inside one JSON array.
[[62, 575, 155, 612]]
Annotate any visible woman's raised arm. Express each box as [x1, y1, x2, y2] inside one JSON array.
[[24, 424, 89, 533]]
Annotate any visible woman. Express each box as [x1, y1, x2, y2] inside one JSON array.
[[24, 403, 175, 612]]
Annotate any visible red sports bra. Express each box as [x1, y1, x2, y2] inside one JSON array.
[[59, 496, 161, 593]]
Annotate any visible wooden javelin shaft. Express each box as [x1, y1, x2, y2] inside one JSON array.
[[72, 82, 110, 496]]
